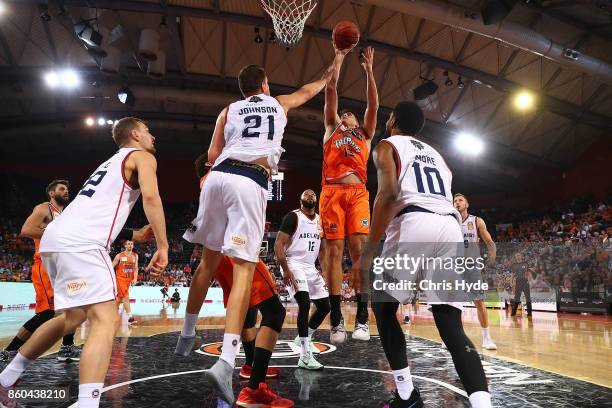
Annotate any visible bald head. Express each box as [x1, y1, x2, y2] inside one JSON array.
[[300, 189, 317, 210]]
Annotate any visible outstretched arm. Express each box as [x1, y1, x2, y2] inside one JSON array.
[[207, 107, 228, 165], [276, 60, 335, 113], [361, 46, 379, 140], [324, 48, 349, 134]]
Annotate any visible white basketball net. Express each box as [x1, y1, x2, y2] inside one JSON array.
[[261, 0, 317, 48]]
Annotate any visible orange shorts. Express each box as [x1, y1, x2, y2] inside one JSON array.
[[31, 259, 54, 313], [215, 257, 277, 308], [116, 278, 132, 300], [320, 184, 370, 240]]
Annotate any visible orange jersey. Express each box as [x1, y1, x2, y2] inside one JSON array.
[[116, 251, 138, 280], [322, 125, 369, 185], [33, 202, 62, 261]]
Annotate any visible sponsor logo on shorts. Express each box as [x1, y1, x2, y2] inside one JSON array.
[[328, 223, 338, 233], [66, 279, 87, 296], [361, 218, 369, 227], [187, 222, 197, 233], [196, 340, 336, 359], [231, 235, 247, 247]]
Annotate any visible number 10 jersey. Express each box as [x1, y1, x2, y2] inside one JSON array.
[[40, 148, 142, 253], [214, 93, 287, 175], [381, 136, 458, 219]]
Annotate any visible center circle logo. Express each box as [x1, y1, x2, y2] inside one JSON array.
[[196, 340, 336, 359]]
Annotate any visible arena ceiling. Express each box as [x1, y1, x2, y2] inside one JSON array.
[[0, 0, 611, 193]]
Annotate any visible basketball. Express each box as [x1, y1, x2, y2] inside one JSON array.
[[332, 20, 360, 51]]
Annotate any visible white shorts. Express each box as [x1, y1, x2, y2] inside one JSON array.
[[183, 171, 267, 263], [41, 249, 117, 310], [379, 212, 465, 311], [284, 261, 329, 300]]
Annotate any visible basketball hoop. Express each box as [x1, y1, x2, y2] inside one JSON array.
[[260, 0, 317, 48]]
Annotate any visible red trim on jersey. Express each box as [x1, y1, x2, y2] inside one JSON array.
[[379, 140, 401, 180], [99, 249, 117, 298], [121, 150, 140, 190], [106, 183, 126, 250], [48, 202, 61, 215]]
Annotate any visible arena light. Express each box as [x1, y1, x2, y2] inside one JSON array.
[[513, 90, 535, 111], [97, 117, 106, 126], [43, 71, 60, 88], [0, 2, 6, 16], [106, 119, 114, 125], [85, 117, 94, 127], [454, 132, 484, 156], [60, 69, 80, 89], [118, 86, 136, 106]]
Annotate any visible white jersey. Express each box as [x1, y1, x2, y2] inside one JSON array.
[[460, 214, 481, 259], [382, 136, 459, 221], [460, 214, 479, 243], [285, 210, 322, 266], [214, 93, 287, 175], [40, 148, 142, 253]]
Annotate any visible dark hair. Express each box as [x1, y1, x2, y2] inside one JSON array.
[[340, 109, 361, 125], [112, 117, 146, 147], [238, 65, 267, 97], [194, 153, 211, 179], [392, 101, 425, 135], [46, 179, 69, 199]]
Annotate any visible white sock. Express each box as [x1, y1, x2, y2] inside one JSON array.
[[127, 313, 133, 319], [118, 304, 124, 313], [181, 313, 198, 337], [0, 352, 32, 387], [78, 382, 104, 408], [469, 391, 492, 408], [392, 366, 414, 400], [482, 328, 489, 339], [219, 333, 241, 368], [308, 327, 316, 338], [299, 337, 310, 357]]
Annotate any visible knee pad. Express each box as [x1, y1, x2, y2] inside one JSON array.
[[312, 297, 330, 315], [294, 291, 311, 310], [243, 308, 258, 330], [23, 309, 55, 332], [258, 296, 286, 333]]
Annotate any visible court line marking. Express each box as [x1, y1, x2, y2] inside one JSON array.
[[66, 364, 467, 407]]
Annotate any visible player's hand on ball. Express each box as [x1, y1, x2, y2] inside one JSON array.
[[283, 270, 298, 291], [360, 46, 374, 72], [146, 248, 168, 278], [133, 224, 155, 243]]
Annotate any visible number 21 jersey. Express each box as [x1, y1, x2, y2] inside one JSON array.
[[40, 148, 142, 253], [214, 93, 287, 175], [381, 136, 458, 218]]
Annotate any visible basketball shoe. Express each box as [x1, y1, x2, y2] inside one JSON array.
[[236, 383, 294, 407], [205, 359, 235, 405], [298, 352, 323, 371], [239, 364, 281, 379], [174, 334, 202, 356], [330, 318, 347, 344], [352, 322, 370, 341], [57, 344, 80, 362], [482, 337, 497, 350], [383, 388, 424, 408]]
